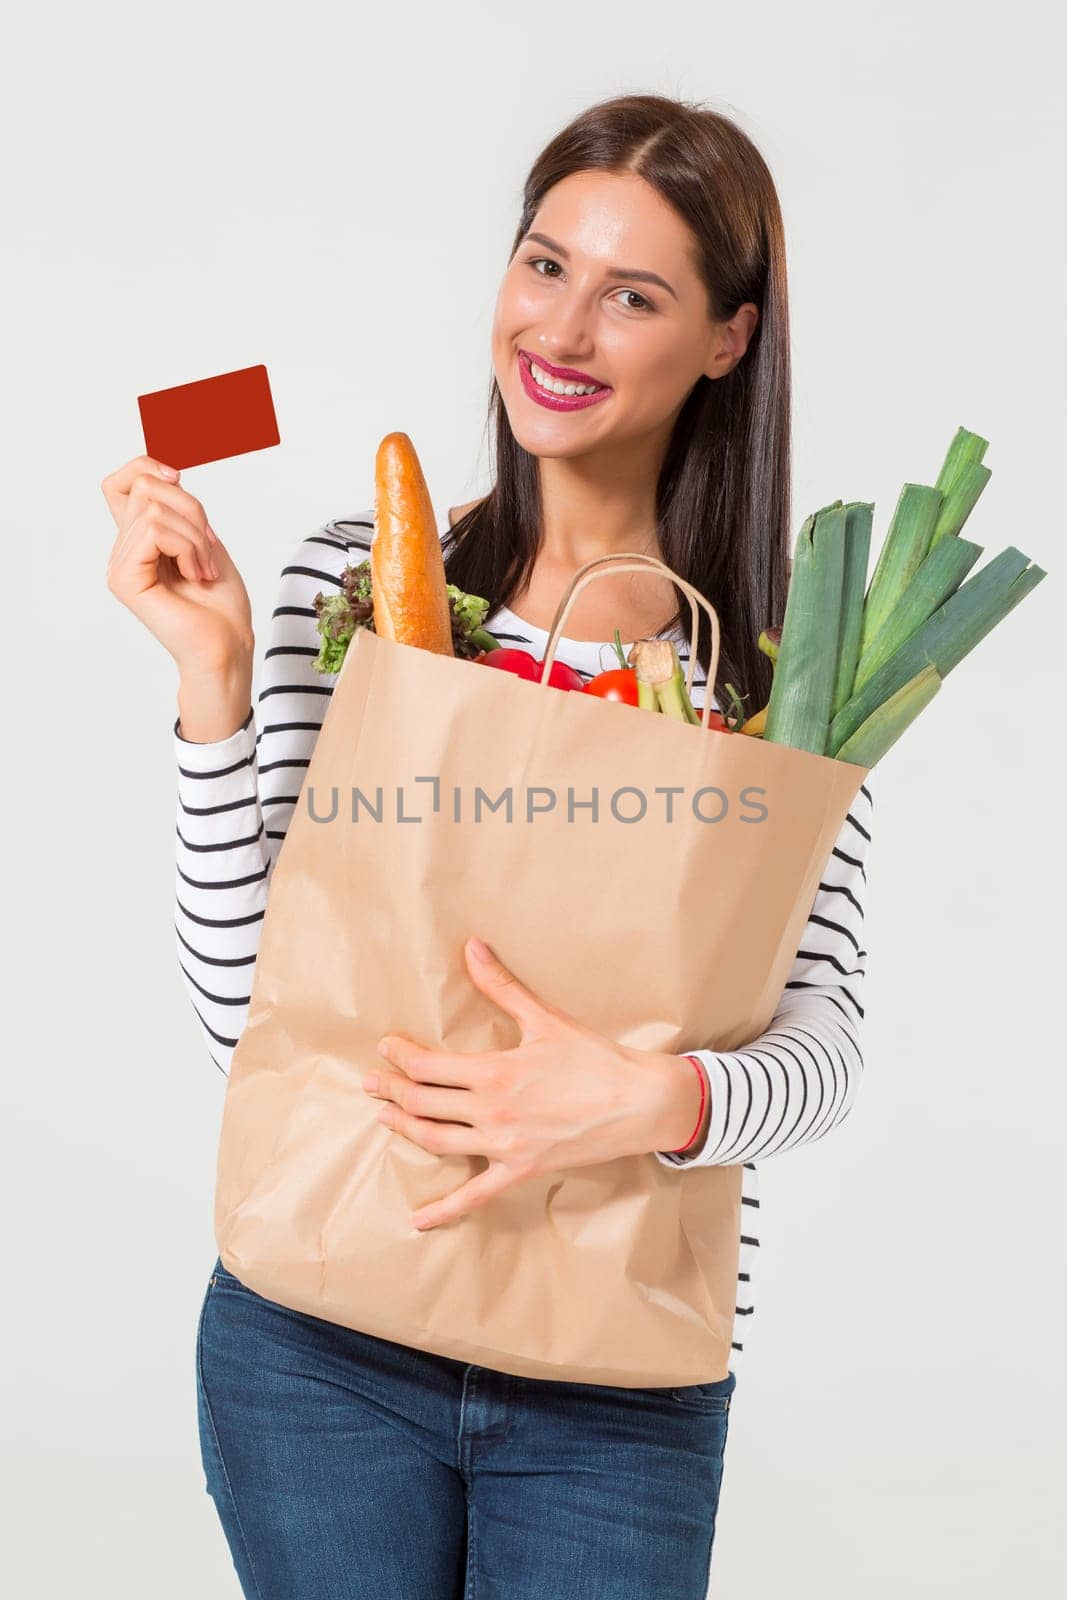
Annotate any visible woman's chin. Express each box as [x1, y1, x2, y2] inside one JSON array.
[[502, 399, 612, 460]]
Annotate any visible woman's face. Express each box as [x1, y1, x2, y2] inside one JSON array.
[[491, 169, 757, 462]]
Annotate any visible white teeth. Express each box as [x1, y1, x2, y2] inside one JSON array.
[[529, 359, 602, 397]]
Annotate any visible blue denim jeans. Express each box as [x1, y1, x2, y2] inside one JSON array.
[[196, 1255, 736, 1598]]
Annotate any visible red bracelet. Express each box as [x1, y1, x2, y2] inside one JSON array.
[[667, 1055, 708, 1154]]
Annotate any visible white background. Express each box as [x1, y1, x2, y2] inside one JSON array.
[[3, 1, 1062, 1595]]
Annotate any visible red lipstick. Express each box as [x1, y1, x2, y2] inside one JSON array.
[[517, 350, 613, 413]]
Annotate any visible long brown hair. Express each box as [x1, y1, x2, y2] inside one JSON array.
[[443, 91, 792, 710]]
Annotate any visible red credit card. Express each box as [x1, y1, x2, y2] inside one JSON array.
[[137, 364, 280, 470]]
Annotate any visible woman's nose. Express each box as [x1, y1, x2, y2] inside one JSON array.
[[535, 299, 597, 366]]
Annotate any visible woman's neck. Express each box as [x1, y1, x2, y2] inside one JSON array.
[[502, 448, 683, 642], [535, 448, 664, 565], [447, 433, 680, 641]]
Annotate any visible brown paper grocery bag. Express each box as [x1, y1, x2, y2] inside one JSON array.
[[213, 553, 868, 1387]]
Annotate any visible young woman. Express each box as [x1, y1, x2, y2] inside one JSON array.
[[104, 92, 873, 1600]]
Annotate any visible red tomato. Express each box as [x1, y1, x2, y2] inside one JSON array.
[[703, 710, 734, 733], [583, 668, 639, 705]]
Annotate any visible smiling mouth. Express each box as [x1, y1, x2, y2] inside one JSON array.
[[516, 351, 613, 411], [525, 355, 606, 395]]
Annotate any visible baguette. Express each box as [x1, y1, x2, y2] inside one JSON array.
[[371, 432, 455, 655]]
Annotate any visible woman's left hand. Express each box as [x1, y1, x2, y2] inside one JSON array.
[[365, 935, 701, 1231]]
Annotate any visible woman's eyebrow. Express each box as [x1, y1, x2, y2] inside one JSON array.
[[521, 231, 679, 301]]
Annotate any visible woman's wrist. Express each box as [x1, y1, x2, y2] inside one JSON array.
[[177, 649, 255, 744], [644, 1052, 711, 1156]]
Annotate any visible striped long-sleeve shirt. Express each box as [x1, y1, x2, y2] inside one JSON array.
[[174, 514, 874, 1371]]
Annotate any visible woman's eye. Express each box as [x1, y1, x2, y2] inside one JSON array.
[[615, 289, 652, 313], [525, 258, 653, 312]]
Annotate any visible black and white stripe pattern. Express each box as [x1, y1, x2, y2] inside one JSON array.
[[174, 512, 874, 1369]]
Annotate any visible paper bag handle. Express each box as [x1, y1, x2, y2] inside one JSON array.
[[538, 552, 723, 730]]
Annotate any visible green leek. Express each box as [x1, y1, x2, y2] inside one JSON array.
[[853, 534, 982, 694], [935, 425, 988, 496], [858, 485, 942, 663], [835, 663, 942, 766], [764, 502, 847, 755], [830, 503, 874, 719], [828, 548, 1046, 755], [630, 639, 699, 722], [928, 459, 991, 550]]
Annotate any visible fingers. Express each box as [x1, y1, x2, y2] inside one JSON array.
[[107, 501, 216, 596], [125, 469, 215, 544], [411, 1164, 516, 1231], [142, 506, 218, 582], [463, 937, 553, 1036], [364, 1066, 474, 1126], [376, 1103, 485, 1160], [99, 454, 182, 523], [377, 1033, 500, 1089], [101, 456, 219, 557], [117, 487, 216, 576]]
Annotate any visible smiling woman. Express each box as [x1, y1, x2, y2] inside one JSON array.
[[442, 122, 791, 689], [104, 87, 852, 1600]]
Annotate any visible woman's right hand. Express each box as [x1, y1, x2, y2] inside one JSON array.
[[102, 455, 255, 675]]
